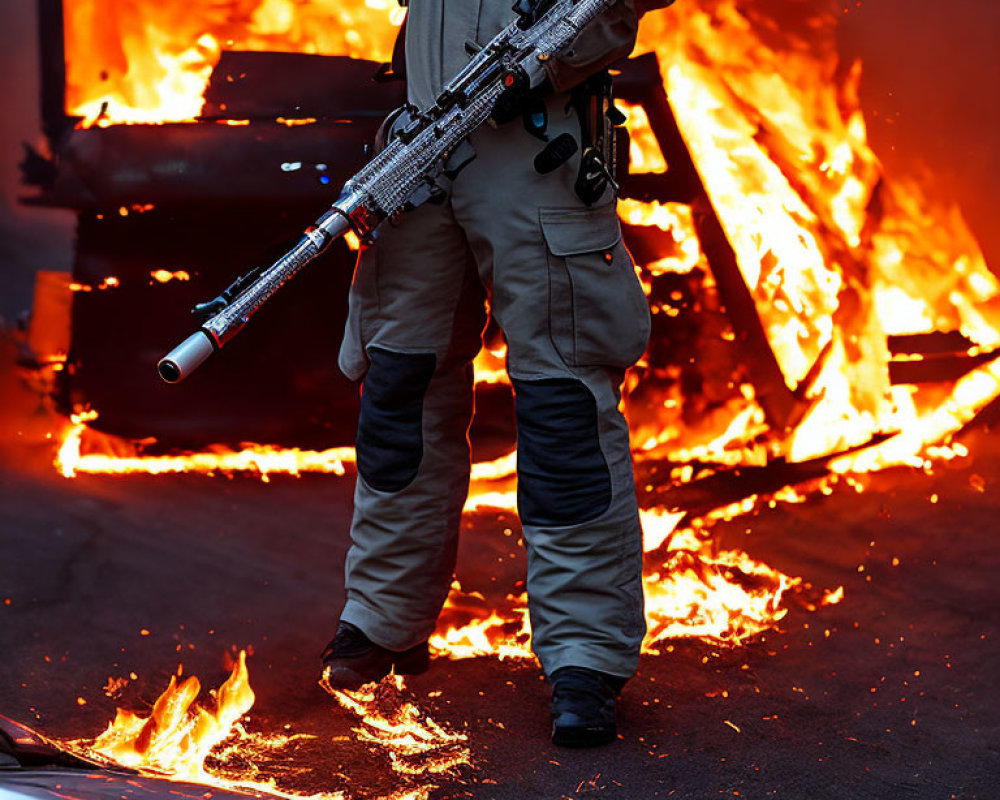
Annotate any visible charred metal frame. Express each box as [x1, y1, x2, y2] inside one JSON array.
[[27, 1, 405, 208], [36, 0, 74, 145], [24, 0, 405, 446]]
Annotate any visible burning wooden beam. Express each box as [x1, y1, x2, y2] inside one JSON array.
[[617, 54, 807, 431], [888, 332, 1000, 385]]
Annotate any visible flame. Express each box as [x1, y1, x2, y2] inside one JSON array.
[[66, 653, 459, 799], [829, 354, 1000, 473], [56, 411, 354, 480], [344, 230, 362, 251], [472, 344, 510, 386], [69, 276, 120, 292], [321, 674, 470, 779], [58, 1, 1000, 475], [618, 197, 706, 277], [641, 523, 801, 649], [41, 3, 1000, 799], [63, 0, 404, 126], [67, 651, 254, 780], [56, 412, 520, 482], [619, 0, 1000, 470], [54, 409, 829, 653], [619, 101, 668, 174], [429, 505, 842, 660], [150, 269, 191, 283], [430, 584, 533, 660]]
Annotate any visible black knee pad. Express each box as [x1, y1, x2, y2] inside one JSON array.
[[356, 347, 436, 493], [513, 377, 612, 527]]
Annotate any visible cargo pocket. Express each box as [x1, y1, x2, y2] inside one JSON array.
[[541, 205, 651, 369]]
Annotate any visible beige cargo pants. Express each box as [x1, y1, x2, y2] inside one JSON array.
[[337, 91, 650, 679]]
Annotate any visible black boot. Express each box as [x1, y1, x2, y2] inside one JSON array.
[[550, 666, 626, 748], [320, 621, 429, 689]]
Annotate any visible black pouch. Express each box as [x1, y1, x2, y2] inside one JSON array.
[[570, 70, 627, 205]]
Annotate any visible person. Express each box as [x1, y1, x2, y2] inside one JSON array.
[[322, 0, 666, 748]]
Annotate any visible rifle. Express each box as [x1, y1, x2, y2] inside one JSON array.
[[158, 0, 634, 382]]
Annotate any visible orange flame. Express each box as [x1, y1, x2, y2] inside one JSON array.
[[429, 506, 843, 659], [641, 523, 802, 649], [471, 345, 510, 386], [69, 276, 120, 292], [619, 101, 668, 174], [622, 1, 1000, 469], [56, 411, 355, 481], [66, 652, 461, 799], [68, 651, 254, 780], [150, 269, 191, 283], [321, 673, 470, 779], [430, 584, 533, 661], [63, 0, 404, 127]]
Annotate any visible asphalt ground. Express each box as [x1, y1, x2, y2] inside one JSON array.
[[2, 343, 999, 799]]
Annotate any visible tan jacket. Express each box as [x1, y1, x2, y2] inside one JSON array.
[[403, 0, 640, 108]]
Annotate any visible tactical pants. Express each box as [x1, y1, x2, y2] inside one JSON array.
[[338, 93, 651, 679]]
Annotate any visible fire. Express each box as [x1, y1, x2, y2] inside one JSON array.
[[67, 651, 254, 780], [471, 345, 510, 386], [33, 1, 1000, 797], [321, 674, 470, 779], [150, 269, 191, 283], [641, 523, 802, 649], [429, 506, 843, 660], [56, 411, 355, 481], [54, 406, 829, 654], [619, 101, 667, 174], [618, 197, 705, 277], [63, 0, 404, 126], [69, 276, 119, 292], [53, 569, 821, 795], [48, 0, 997, 667], [430, 584, 533, 660], [829, 354, 1000, 474], [621, 0, 1000, 470], [55, 412, 518, 482], [65, 652, 464, 799], [57, 2, 1000, 475]]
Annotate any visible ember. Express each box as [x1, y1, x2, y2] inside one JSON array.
[[321, 674, 471, 779], [150, 269, 190, 283]]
